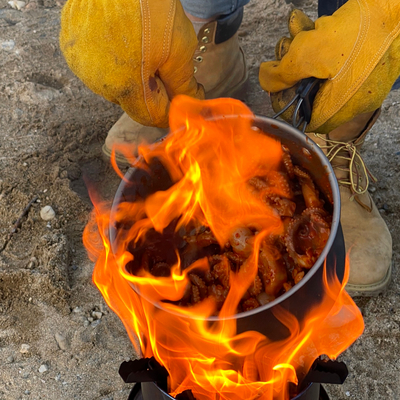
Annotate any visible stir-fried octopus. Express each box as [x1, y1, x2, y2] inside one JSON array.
[[133, 145, 332, 313]]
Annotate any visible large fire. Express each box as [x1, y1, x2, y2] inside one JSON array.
[[83, 96, 364, 399]]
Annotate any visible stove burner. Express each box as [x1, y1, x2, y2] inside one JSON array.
[[127, 382, 331, 400], [120, 357, 345, 400]]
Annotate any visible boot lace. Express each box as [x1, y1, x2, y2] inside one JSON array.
[[312, 133, 377, 201]]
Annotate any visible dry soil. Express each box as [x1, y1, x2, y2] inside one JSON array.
[[0, 0, 399, 399]]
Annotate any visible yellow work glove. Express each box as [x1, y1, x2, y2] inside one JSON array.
[[60, 0, 204, 128], [259, 2, 400, 133]]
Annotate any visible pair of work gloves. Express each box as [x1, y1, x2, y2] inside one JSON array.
[[60, 0, 400, 134]]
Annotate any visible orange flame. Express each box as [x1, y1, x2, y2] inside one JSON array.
[[83, 96, 364, 400]]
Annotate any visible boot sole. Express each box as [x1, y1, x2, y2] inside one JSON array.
[[101, 143, 136, 168], [346, 260, 393, 297]]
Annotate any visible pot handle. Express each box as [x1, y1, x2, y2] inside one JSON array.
[[272, 77, 323, 133]]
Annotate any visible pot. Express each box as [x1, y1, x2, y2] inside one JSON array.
[[110, 114, 345, 398]]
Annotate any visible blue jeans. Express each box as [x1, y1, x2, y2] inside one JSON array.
[[180, 0, 335, 19], [318, 0, 347, 17], [180, 0, 250, 19]]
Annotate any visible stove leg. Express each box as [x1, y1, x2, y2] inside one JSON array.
[[128, 383, 143, 400], [319, 385, 331, 400]]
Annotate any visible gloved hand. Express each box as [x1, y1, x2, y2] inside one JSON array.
[[60, 0, 204, 128], [259, 2, 400, 133]]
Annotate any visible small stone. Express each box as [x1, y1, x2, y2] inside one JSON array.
[[25, 390, 30, 395], [22, 162, 27, 167], [55, 333, 68, 351], [345, 392, 350, 397], [92, 311, 102, 320], [39, 364, 48, 373], [91, 320, 101, 328], [87, 317, 93, 322], [40, 205, 56, 221], [83, 320, 89, 327], [27, 257, 38, 269], [8, 1, 26, 10], [20, 344, 30, 354], [1, 40, 15, 51], [24, 1, 38, 10], [6, 355, 14, 363], [99, 303, 107, 314], [73, 307, 82, 313]]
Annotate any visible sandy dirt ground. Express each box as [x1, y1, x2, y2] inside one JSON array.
[[0, 0, 399, 399]]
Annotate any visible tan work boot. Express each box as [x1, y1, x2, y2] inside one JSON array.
[[193, 8, 248, 100], [309, 110, 392, 296], [103, 8, 248, 166], [102, 114, 168, 166]]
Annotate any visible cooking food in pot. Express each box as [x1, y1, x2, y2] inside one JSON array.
[[126, 145, 332, 313]]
